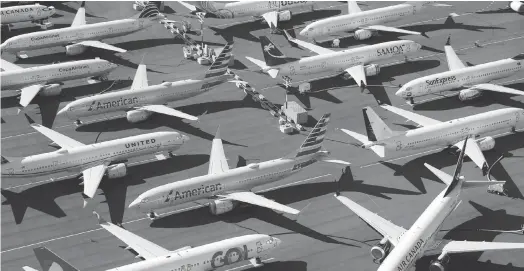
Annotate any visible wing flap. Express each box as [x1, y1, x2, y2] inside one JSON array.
[[345, 65, 367, 87], [380, 104, 441, 127], [220, 191, 300, 215], [75, 40, 127, 53], [30, 124, 85, 149], [208, 127, 229, 175], [284, 30, 334, 55], [363, 25, 421, 36], [138, 105, 198, 121]]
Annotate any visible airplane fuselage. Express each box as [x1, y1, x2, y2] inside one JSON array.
[[196, 1, 313, 19], [0, 4, 55, 25]]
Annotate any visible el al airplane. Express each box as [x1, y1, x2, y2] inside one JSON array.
[[22, 214, 280, 271], [246, 34, 421, 88], [0, 3, 165, 59], [179, 1, 315, 32], [0, 3, 56, 31], [299, 1, 451, 42], [57, 42, 233, 125], [396, 36, 524, 104], [129, 113, 349, 219], [339, 105, 524, 175], [1, 124, 189, 203], [1, 58, 117, 107], [510, 1, 524, 12], [334, 138, 524, 271]]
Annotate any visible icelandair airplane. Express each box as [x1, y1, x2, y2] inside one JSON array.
[[340, 105, 524, 175], [0, 3, 165, 59], [396, 36, 524, 104], [0, 3, 56, 31], [57, 42, 233, 125], [129, 113, 349, 219], [246, 34, 421, 88], [335, 138, 524, 271], [1, 124, 189, 203], [1, 58, 117, 107]]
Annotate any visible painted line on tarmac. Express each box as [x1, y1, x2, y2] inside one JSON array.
[[225, 258, 275, 271]]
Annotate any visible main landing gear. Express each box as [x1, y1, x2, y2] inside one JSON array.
[[75, 120, 83, 126], [147, 211, 159, 220]]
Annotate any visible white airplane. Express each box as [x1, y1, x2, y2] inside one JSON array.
[[299, 1, 450, 41], [396, 36, 524, 104], [339, 105, 524, 175], [0, 3, 56, 31], [510, 1, 524, 12], [1, 58, 118, 107], [1, 124, 189, 203], [0, 3, 165, 59], [57, 42, 233, 125], [179, 1, 315, 33], [129, 113, 349, 219], [334, 138, 524, 271], [246, 34, 421, 88]]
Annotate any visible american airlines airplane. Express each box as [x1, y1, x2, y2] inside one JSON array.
[[57, 42, 233, 125], [334, 138, 524, 271], [340, 105, 524, 175], [0, 3, 165, 59], [246, 34, 421, 88], [396, 36, 524, 104], [0, 3, 56, 31], [1, 124, 189, 203], [1, 58, 117, 107], [129, 113, 349, 219]]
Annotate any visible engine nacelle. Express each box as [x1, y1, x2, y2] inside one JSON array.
[[40, 84, 62, 96], [126, 110, 152, 123], [209, 199, 239, 215], [354, 29, 373, 40], [65, 43, 88, 56], [459, 88, 482, 101], [370, 237, 391, 261], [277, 10, 292, 21], [477, 136, 495, 151], [107, 163, 127, 179], [429, 255, 450, 271], [364, 64, 380, 77]]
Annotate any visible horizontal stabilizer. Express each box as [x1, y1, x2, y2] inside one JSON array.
[[245, 56, 269, 70], [339, 129, 385, 157], [463, 180, 505, 189]]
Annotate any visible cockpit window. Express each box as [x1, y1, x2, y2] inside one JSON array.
[[308, 28, 314, 31], [406, 87, 412, 91]]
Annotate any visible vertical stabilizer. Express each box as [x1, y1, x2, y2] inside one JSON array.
[[284, 113, 330, 159], [259, 36, 293, 67], [444, 35, 466, 71], [200, 41, 234, 80], [33, 247, 79, 271], [347, 1, 362, 13], [362, 107, 393, 142], [443, 137, 469, 197], [70, 1, 86, 27]]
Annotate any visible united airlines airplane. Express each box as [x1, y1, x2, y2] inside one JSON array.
[[129, 113, 349, 219], [340, 105, 524, 175], [1, 58, 117, 107], [0, 3, 55, 31], [335, 138, 524, 271], [0, 3, 165, 59], [396, 36, 524, 104]]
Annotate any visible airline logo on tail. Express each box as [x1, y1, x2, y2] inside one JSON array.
[[263, 42, 286, 59], [295, 113, 330, 158], [138, 3, 160, 18]]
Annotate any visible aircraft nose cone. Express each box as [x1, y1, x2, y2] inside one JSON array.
[[395, 88, 405, 97], [128, 198, 141, 209]]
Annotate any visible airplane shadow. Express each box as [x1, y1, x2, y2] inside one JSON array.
[[245, 261, 307, 271]]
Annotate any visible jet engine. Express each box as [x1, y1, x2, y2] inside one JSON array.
[[126, 110, 152, 123], [40, 84, 62, 96], [107, 163, 127, 179], [65, 43, 88, 56], [364, 64, 380, 77], [476, 136, 495, 151], [429, 255, 450, 271], [277, 10, 292, 21], [458, 88, 482, 101], [354, 29, 373, 40], [370, 237, 391, 262], [209, 199, 239, 215]]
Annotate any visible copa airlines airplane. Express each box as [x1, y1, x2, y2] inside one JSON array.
[[23, 215, 280, 271], [57, 42, 233, 125], [0, 3, 56, 31], [510, 1, 524, 12], [246, 34, 421, 88], [129, 113, 349, 219], [1, 124, 189, 203], [340, 105, 524, 175], [1, 58, 117, 107], [0, 3, 165, 59], [335, 138, 524, 271], [396, 36, 524, 104]]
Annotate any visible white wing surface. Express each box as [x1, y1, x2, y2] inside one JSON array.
[[19, 84, 43, 107], [425, 240, 524, 256], [339, 128, 385, 157], [284, 30, 334, 55], [262, 11, 278, 29], [471, 83, 524, 96], [1, 59, 23, 71], [208, 127, 229, 175], [75, 40, 127, 53], [444, 44, 466, 71], [454, 138, 488, 173], [362, 25, 421, 36], [30, 124, 85, 149], [219, 191, 300, 215], [130, 63, 148, 90], [345, 65, 367, 87], [82, 164, 107, 198], [137, 105, 198, 121], [380, 104, 442, 127]]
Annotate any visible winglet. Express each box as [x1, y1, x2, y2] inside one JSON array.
[[443, 136, 469, 197], [214, 125, 221, 140], [446, 35, 451, 46]]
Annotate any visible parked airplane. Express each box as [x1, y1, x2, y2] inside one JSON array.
[[510, 1, 524, 12], [1, 58, 117, 107], [396, 36, 524, 104], [334, 138, 524, 271], [0, 2, 165, 59], [129, 113, 349, 219], [0, 3, 56, 31], [179, 1, 315, 33], [340, 105, 524, 175], [246, 34, 421, 88], [299, 1, 450, 41], [57, 42, 233, 125], [1, 124, 189, 203]]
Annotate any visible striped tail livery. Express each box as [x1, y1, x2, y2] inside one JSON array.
[[286, 113, 330, 159]]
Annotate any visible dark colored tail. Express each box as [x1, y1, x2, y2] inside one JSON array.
[[259, 36, 292, 67], [1, 156, 9, 164], [443, 136, 469, 197], [362, 107, 393, 142], [284, 113, 330, 159], [137, 3, 161, 18], [512, 53, 524, 60], [202, 42, 234, 79], [33, 247, 79, 271]]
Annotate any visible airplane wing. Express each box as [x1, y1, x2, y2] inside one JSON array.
[[1, 59, 23, 71], [130, 63, 148, 90], [219, 191, 300, 215], [19, 84, 44, 107], [424, 240, 524, 256], [75, 40, 127, 53], [424, 163, 453, 186], [361, 25, 421, 36], [261, 11, 278, 29], [453, 138, 488, 174], [380, 104, 441, 127], [470, 83, 524, 96], [345, 65, 367, 87], [208, 127, 230, 175], [339, 128, 385, 157], [284, 30, 334, 55], [444, 44, 466, 71], [30, 124, 85, 149], [335, 194, 406, 246], [82, 163, 108, 199], [71, 2, 86, 27], [137, 105, 198, 121]]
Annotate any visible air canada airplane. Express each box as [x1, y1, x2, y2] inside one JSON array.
[[246, 34, 421, 88], [57, 42, 233, 125], [1, 124, 189, 203], [0, 3, 56, 31], [340, 105, 524, 175], [0, 3, 165, 59], [396, 36, 524, 104], [1, 58, 117, 107], [129, 113, 349, 219], [335, 138, 524, 271]]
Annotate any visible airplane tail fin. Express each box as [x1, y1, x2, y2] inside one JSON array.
[[33, 247, 79, 271], [1, 156, 10, 164], [512, 53, 524, 60], [347, 1, 362, 13], [284, 113, 330, 159], [362, 107, 394, 142], [442, 136, 469, 197], [70, 1, 86, 27], [259, 36, 293, 67], [199, 41, 234, 80], [134, 3, 163, 19]]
